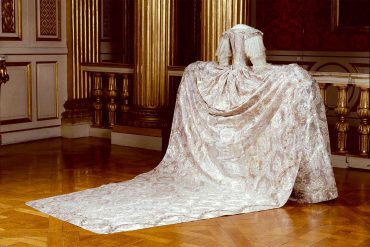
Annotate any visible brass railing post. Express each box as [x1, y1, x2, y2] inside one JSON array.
[[121, 74, 130, 124], [107, 73, 117, 127], [357, 86, 370, 156], [334, 85, 349, 153], [92, 72, 103, 127], [319, 83, 328, 112]]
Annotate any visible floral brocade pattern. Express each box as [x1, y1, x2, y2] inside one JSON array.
[[26, 61, 338, 234]]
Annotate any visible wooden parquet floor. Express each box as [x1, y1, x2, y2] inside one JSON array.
[[0, 137, 369, 247]]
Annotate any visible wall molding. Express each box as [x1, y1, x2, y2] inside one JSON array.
[[0, 61, 32, 124], [0, 125, 60, 145], [0, 47, 68, 54]]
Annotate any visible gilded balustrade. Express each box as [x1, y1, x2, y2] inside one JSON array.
[[312, 72, 369, 156], [81, 63, 134, 128], [83, 64, 369, 158]]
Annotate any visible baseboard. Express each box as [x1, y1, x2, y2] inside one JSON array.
[[62, 122, 111, 139], [331, 155, 349, 168], [111, 126, 162, 151], [61, 123, 90, 138], [112, 125, 162, 137], [89, 127, 111, 139], [0, 126, 61, 145], [348, 156, 370, 170], [331, 154, 370, 170]]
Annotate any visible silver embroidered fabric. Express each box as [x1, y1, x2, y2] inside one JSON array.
[[26, 27, 338, 234]]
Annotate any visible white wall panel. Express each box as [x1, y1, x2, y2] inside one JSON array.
[[0, 63, 31, 123], [36, 62, 58, 120]]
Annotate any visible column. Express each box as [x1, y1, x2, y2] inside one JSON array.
[[130, 0, 174, 128], [62, 0, 100, 125], [201, 0, 250, 61], [71, 0, 100, 99]]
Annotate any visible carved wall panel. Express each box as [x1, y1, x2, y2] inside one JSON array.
[[36, 0, 60, 40], [36, 0, 61, 41], [0, 0, 21, 40]]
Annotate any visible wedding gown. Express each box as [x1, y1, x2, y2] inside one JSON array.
[[27, 25, 338, 234]]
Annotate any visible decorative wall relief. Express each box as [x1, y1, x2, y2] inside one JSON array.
[[36, 0, 61, 40], [0, 0, 21, 40], [2, 0, 14, 33]]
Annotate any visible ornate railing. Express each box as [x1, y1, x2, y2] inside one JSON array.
[[80, 63, 134, 128], [81, 63, 369, 159], [313, 72, 369, 157]]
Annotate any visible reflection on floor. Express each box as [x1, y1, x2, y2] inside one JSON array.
[[0, 137, 369, 247]]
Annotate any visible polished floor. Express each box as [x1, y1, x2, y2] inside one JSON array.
[[0, 137, 369, 247]]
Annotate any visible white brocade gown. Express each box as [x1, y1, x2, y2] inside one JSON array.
[[27, 61, 338, 234], [27, 27, 338, 234]]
